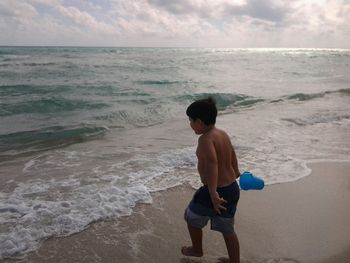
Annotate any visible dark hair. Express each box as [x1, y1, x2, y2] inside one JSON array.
[[186, 97, 217, 125]]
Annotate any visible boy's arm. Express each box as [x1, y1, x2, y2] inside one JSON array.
[[231, 146, 241, 178], [197, 137, 227, 214]]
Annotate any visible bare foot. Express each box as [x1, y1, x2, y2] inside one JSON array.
[[181, 246, 203, 257]]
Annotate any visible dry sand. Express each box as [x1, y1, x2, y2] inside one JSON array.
[[3, 161, 350, 263]]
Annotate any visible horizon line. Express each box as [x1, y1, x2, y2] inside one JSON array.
[[0, 45, 349, 50]]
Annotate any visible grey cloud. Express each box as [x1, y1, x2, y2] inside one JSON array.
[[224, 0, 292, 23], [147, 0, 293, 23], [147, 0, 195, 15], [147, 0, 213, 18], [0, 6, 13, 17]]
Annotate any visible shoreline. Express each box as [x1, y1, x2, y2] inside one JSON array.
[[2, 161, 350, 263]]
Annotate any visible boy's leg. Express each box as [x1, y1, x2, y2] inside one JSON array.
[[223, 232, 240, 263], [181, 223, 204, 257]]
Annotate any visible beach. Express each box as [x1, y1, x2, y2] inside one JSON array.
[[2, 0, 350, 259], [1, 47, 349, 262], [3, 161, 349, 263]]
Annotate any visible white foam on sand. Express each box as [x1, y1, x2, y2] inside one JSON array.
[[0, 147, 197, 259], [0, 177, 152, 259]]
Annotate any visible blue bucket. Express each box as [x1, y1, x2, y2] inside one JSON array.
[[239, 171, 264, 190]]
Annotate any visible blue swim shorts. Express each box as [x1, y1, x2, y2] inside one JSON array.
[[184, 181, 240, 235]]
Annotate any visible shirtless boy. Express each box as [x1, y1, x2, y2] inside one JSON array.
[[182, 97, 241, 263]]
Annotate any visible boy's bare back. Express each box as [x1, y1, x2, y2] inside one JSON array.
[[196, 127, 238, 187]]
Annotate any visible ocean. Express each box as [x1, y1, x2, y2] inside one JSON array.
[[0, 47, 349, 259]]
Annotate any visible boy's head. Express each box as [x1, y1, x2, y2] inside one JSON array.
[[186, 97, 217, 125]]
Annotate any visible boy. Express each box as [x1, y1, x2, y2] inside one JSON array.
[[182, 97, 241, 263]]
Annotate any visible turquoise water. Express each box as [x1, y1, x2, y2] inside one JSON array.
[[0, 47, 350, 259], [1, 47, 349, 158]]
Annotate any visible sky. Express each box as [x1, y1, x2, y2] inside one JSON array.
[[0, 0, 349, 48]]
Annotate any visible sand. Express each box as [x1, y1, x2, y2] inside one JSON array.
[[2, 161, 350, 263]]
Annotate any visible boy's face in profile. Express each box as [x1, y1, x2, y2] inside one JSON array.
[[189, 117, 205, 135]]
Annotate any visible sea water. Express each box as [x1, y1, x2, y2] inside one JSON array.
[[0, 47, 349, 259]]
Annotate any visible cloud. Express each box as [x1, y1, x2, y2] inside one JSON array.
[[56, 5, 116, 34], [148, 0, 197, 15], [147, 0, 219, 18], [0, 1, 38, 19], [147, 0, 293, 23], [0, 0, 349, 47], [224, 0, 293, 23], [285, 0, 350, 41]]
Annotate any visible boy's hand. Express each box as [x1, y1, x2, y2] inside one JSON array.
[[212, 191, 227, 215]]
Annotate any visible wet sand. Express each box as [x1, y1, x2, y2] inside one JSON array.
[[3, 161, 350, 263]]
